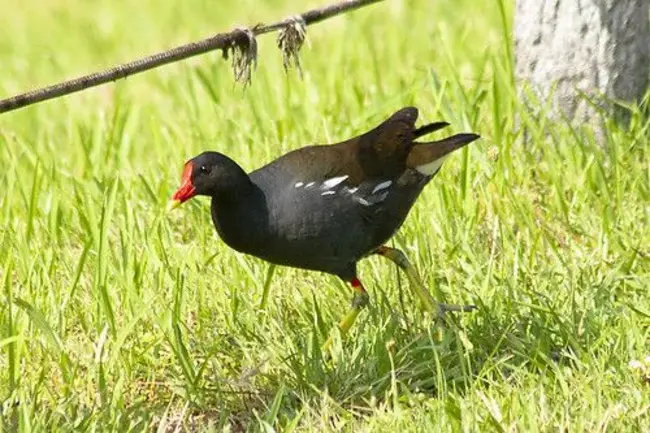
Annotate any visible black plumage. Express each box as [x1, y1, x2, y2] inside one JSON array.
[[170, 107, 480, 349]]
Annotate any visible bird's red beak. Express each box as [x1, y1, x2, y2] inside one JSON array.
[[168, 162, 196, 211]]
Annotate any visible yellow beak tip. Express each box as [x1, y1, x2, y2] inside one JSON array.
[[166, 199, 182, 212]]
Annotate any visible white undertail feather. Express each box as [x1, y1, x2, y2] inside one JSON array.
[[415, 155, 448, 176]]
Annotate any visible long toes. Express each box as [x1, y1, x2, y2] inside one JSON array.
[[439, 303, 477, 314], [435, 303, 477, 324]]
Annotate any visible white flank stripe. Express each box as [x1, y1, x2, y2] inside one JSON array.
[[321, 191, 336, 196], [372, 180, 392, 194], [357, 197, 371, 206], [305, 182, 316, 188], [294, 182, 304, 188], [416, 155, 449, 176], [321, 175, 349, 189], [347, 187, 359, 194]]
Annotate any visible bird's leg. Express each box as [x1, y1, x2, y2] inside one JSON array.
[[373, 246, 475, 320], [321, 277, 370, 352]]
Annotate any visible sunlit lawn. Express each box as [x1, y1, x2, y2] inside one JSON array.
[[1, 0, 650, 431]]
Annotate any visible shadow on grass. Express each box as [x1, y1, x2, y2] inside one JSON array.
[[110, 276, 615, 431], [222, 286, 612, 427]]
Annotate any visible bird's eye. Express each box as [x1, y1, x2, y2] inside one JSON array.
[[199, 165, 210, 174]]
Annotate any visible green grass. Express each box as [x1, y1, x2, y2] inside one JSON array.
[[1, 0, 650, 431]]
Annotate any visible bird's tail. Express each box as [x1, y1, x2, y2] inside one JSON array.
[[412, 121, 450, 139], [406, 133, 480, 176]]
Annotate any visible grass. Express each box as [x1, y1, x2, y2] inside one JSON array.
[[1, 0, 650, 431]]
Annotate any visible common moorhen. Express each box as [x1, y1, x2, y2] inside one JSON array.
[[169, 107, 479, 350]]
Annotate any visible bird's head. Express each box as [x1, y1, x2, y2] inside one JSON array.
[[168, 151, 250, 210]]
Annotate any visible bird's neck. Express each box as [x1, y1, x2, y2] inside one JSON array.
[[210, 185, 269, 253]]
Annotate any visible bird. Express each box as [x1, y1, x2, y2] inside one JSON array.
[[168, 107, 480, 351]]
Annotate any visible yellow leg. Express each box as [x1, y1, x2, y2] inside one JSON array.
[[374, 246, 475, 320], [321, 277, 369, 352]]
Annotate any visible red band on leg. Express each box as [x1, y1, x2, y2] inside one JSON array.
[[351, 277, 365, 292]]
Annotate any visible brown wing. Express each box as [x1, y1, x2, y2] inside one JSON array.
[[352, 107, 419, 180], [307, 107, 425, 183], [256, 107, 450, 185]]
